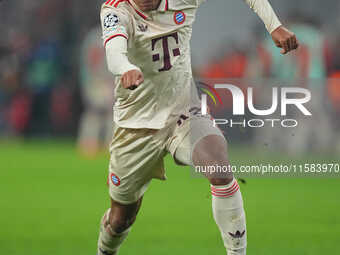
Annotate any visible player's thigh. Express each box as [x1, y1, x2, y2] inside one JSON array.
[[173, 115, 233, 182], [173, 114, 226, 164]]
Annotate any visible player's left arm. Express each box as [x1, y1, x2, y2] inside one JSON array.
[[243, 0, 299, 54]]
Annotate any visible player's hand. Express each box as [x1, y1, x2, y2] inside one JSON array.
[[121, 70, 144, 90], [271, 26, 299, 55]]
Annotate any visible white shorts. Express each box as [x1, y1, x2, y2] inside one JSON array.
[[108, 111, 224, 204]]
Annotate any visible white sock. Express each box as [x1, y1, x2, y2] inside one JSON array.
[[211, 179, 247, 255], [97, 209, 130, 255]]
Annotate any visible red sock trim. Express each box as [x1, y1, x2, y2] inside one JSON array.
[[211, 180, 240, 198]]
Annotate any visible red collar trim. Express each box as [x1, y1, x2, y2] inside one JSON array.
[[127, 0, 149, 20], [157, 0, 168, 12]]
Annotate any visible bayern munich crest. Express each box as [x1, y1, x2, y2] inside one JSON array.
[[110, 173, 121, 186], [174, 11, 186, 25]]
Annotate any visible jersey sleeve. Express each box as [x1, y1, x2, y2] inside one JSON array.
[[100, 6, 131, 48], [243, 0, 282, 33], [105, 36, 140, 76]]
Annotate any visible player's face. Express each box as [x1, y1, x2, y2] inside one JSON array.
[[134, 0, 161, 11]]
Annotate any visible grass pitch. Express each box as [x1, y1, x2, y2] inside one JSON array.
[[1, 140, 339, 255]]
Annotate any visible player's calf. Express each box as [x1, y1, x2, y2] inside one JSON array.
[[192, 135, 247, 255], [211, 178, 247, 255], [97, 198, 142, 255]]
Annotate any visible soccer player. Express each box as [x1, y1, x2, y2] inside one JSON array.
[[97, 0, 298, 254]]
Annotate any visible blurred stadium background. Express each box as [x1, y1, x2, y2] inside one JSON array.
[[1, 0, 339, 254]]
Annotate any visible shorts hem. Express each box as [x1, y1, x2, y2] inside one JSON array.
[[109, 190, 143, 205]]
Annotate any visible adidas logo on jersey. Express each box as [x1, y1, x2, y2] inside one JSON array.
[[138, 24, 148, 32]]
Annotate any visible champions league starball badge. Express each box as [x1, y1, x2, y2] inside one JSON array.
[[104, 13, 120, 29]]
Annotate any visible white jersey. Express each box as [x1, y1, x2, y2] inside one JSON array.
[[100, 0, 281, 129], [100, 0, 204, 129]]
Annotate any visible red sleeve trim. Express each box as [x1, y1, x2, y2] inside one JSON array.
[[114, 0, 127, 7], [105, 0, 116, 5], [104, 34, 128, 48], [165, 0, 168, 11], [105, 0, 126, 7]]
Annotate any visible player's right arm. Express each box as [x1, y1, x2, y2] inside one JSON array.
[[100, 7, 144, 90]]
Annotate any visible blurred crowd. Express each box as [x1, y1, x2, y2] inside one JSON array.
[[0, 0, 101, 138], [0, 1, 340, 154]]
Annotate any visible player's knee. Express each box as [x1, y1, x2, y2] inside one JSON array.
[[108, 198, 143, 234], [193, 135, 233, 182], [193, 135, 228, 164], [194, 140, 230, 169], [109, 211, 137, 234]]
